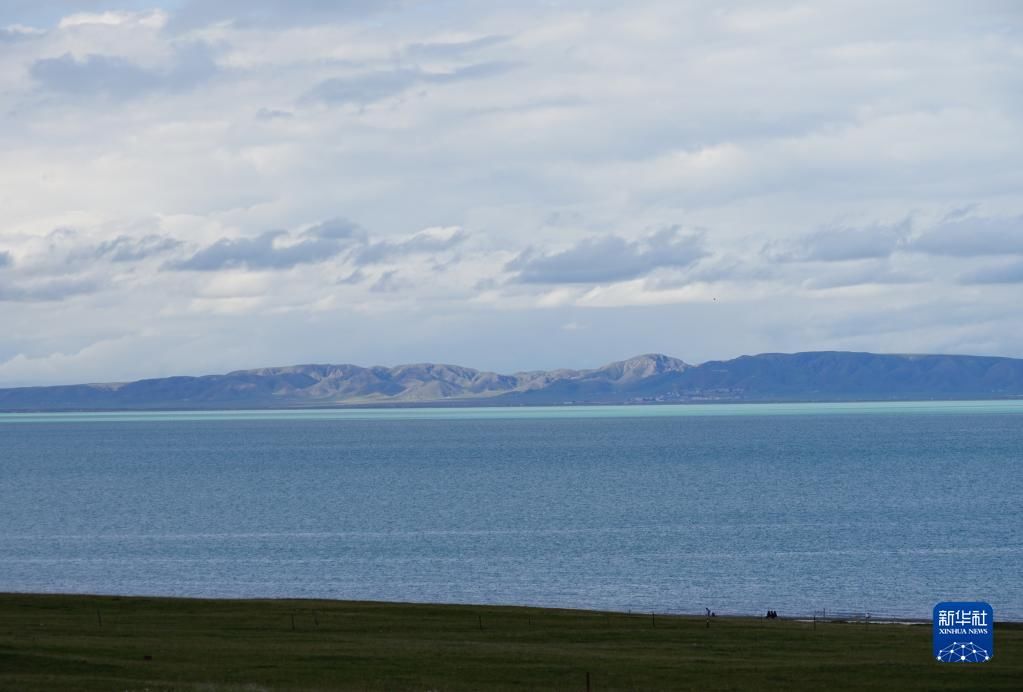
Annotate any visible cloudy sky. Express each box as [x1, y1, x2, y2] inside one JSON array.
[[1, 1, 1021, 386]]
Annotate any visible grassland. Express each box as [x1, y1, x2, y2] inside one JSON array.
[[0, 593, 1019, 690]]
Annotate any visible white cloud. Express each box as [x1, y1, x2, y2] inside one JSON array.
[[58, 10, 167, 29]]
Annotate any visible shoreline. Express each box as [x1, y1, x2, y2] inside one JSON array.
[[2, 592, 1020, 691], [3, 590, 1018, 624]]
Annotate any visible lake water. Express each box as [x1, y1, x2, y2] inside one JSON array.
[[2, 402, 1021, 620]]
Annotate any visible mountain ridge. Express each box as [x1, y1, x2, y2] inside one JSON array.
[[1, 351, 1022, 411]]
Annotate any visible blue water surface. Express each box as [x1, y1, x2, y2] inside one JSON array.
[[1, 402, 1020, 619]]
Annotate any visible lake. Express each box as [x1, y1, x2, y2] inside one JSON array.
[[1, 401, 1021, 619]]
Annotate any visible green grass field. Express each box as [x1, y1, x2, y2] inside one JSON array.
[[0, 593, 1018, 690]]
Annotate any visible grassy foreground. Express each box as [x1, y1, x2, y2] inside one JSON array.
[[0, 594, 1019, 691]]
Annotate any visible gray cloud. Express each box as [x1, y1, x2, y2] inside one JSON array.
[[304, 218, 364, 241], [910, 215, 1023, 256], [337, 269, 366, 285], [18, 229, 184, 270], [31, 42, 216, 98], [256, 107, 293, 121], [301, 68, 437, 107], [166, 231, 315, 271], [508, 227, 707, 284], [0, 230, 182, 279], [36, 217, 462, 276], [166, 218, 365, 271], [353, 228, 466, 265], [770, 221, 911, 262], [958, 260, 1023, 285], [94, 234, 183, 262], [370, 269, 406, 293], [304, 62, 513, 106]]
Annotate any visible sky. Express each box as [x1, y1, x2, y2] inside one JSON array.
[[0, 1, 1021, 386]]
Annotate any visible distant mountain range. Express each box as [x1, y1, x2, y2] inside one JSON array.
[[2, 351, 1023, 411]]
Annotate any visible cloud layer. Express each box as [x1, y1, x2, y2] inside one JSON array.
[[0, 1, 1021, 385], [508, 227, 706, 284]]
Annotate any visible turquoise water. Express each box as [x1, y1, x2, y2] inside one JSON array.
[[3, 399, 1022, 423], [1, 402, 1020, 619]]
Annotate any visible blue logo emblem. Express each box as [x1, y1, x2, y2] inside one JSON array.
[[933, 602, 993, 663]]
